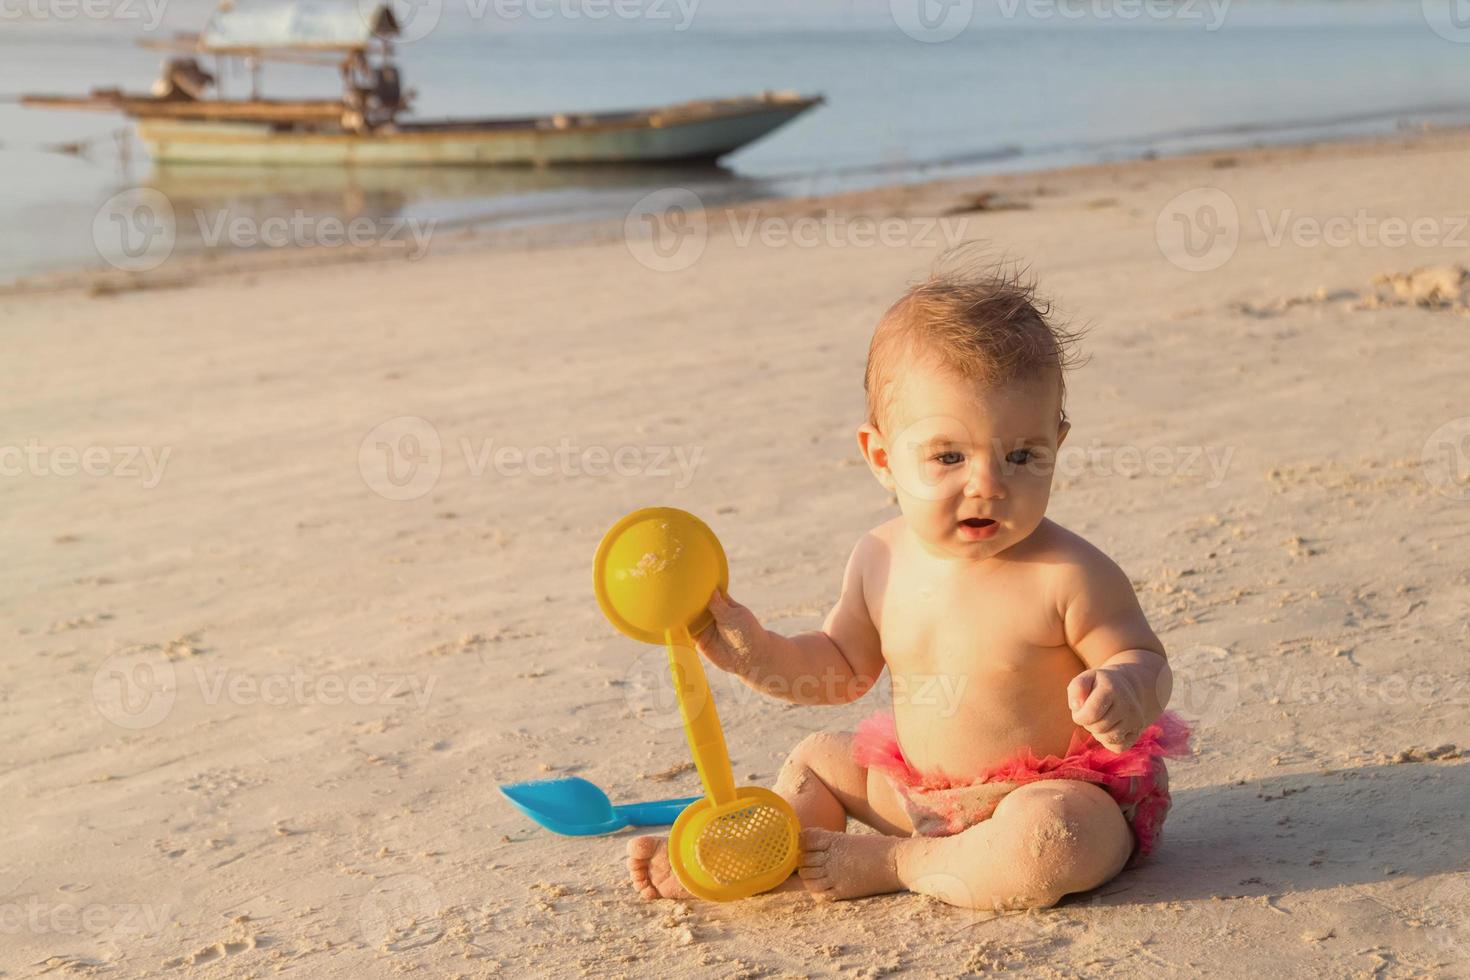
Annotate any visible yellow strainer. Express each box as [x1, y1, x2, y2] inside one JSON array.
[[594, 507, 800, 901]]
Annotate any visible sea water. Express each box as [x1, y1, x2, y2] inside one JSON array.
[[4, 0, 1470, 280]]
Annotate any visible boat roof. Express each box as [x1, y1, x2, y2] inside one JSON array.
[[200, 1, 399, 53]]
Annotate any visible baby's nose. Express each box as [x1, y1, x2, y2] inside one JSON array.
[[964, 460, 1007, 498]]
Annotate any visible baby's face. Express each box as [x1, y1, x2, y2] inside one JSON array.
[[862, 362, 1068, 561]]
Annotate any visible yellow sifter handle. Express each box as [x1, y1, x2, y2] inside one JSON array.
[[665, 624, 737, 807]]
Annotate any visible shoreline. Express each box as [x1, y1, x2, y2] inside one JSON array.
[[7, 120, 1470, 299]]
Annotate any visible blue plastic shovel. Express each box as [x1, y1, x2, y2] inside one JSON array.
[[499, 776, 702, 837]]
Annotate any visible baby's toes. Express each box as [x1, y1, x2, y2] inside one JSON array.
[[626, 836, 661, 899], [625, 835, 690, 900], [799, 827, 838, 863], [797, 828, 838, 898]]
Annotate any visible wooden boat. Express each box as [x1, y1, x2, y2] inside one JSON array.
[[21, 2, 823, 168]]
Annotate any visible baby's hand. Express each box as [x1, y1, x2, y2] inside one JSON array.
[[693, 590, 769, 677], [1067, 666, 1147, 754]]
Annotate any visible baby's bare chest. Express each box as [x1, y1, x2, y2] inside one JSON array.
[[871, 566, 1069, 674]]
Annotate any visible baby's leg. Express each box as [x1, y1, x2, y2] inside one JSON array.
[[772, 731, 912, 835], [800, 780, 1132, 908], [628, 731, 909, 900]]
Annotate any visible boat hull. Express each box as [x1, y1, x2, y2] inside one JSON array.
[[135, 99, 818, 167]]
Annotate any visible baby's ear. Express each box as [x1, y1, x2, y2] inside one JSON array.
[[856, 423, 897, 493], [1056, 412, 1071, 448]]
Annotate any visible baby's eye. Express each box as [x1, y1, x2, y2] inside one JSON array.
[[1005, 449, 1034, 465], [932, 451, 965, 466]]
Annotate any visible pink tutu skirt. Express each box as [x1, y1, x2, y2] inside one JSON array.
[[852, 710, 1193, 859]]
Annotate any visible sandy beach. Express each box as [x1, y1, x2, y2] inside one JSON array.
[[4, 126, 1470, 977]]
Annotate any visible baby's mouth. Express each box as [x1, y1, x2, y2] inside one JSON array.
[[959, 518, 996, 529]]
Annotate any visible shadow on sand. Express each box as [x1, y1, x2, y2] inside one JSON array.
[[1101, 759, 1469, 905]]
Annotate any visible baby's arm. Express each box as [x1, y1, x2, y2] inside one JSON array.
[[692, 535, 886, 706], [1056, 545, 1172, 753]]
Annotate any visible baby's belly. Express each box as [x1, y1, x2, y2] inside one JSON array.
[[888, 655, 1083, 777]]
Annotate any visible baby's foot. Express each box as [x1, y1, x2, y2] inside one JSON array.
[[797, 828, 904, 901], [626, 836, 691, 900]]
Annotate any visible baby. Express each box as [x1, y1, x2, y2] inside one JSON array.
[[628, 263, 1189, 910]]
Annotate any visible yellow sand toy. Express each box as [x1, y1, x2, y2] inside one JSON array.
[[594, 507, 800, 901]]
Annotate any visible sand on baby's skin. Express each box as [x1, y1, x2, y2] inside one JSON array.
[[3, 127, 1470, 977]]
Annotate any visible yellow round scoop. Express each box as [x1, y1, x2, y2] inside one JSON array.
[[594, 507, 800, 902]]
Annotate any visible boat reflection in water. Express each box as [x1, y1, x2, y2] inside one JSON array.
[[144, 160, 774, 259]]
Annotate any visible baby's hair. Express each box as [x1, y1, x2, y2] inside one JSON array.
[[864, 249, 1086, 430]]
